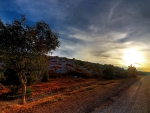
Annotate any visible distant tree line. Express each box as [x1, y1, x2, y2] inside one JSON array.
[[74, 60, 138, 79]]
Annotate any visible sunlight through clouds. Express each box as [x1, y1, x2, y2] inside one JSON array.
[[123, 48, 144, 67], [1, 0, 150, 71]]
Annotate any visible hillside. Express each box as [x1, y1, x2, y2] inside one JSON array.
[[0, 56, 147, 81], [48, 56, 126, 78], [0, 56, 146, 113]]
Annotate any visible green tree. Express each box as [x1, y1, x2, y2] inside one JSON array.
[[0, 16, 60, 104], [127, 64, 137, 77]]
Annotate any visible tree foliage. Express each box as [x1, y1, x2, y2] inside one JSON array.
[[126, 64, 137, 77], [3, 67, 20, 86], [0, 16, 60, 104]]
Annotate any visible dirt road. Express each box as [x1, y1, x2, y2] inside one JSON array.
[[94, 75, 150, 113], [5, 76, 149, 113]]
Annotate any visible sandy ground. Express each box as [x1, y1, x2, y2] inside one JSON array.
[[2, 76, 141, 113]]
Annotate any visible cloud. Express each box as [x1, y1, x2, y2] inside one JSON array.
[[1, 0, 150, 71], [108, 0, 122, 22]]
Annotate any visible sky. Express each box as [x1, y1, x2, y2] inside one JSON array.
[[0, 0, 150, 71]]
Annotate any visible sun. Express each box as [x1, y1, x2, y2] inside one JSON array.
[[123, 48, 144, 67]]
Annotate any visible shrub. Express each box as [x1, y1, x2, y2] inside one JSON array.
[[67, 70, 91, 78], [102, 66, 114, 79], [42, 71, 49, 82], [1, 87, 33, 100], [26, 74, 37, 86], [1, 85, 20, 100], [26, 87, 33, 97], [126, 64, 137, 77]]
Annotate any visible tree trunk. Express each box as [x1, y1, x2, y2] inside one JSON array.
[[19, 74, 26, 105]]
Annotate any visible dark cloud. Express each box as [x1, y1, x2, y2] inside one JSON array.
[[90, 50, 108, 57], [1, 0, 150, 70], [57, 0, 116, 33], [100, 54, 111, 59], [60, 34, 85, 45]]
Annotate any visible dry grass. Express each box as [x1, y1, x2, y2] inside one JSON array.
[[0, 83, 9, 94], [0, 77, 128, 113]]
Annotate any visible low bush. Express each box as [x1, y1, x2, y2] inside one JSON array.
[[67, 70, 91, 78], [0, 86, 33, 100], [0, 85, 20, 100], [26, 87, 33, 97], [42, 71, 50, 82]]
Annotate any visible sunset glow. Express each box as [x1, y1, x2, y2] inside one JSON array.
[[123, 48, 144, 67], [1, 0, 150, 71]]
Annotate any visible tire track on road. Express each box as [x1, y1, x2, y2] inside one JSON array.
[[93, 76, 150, 113]]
